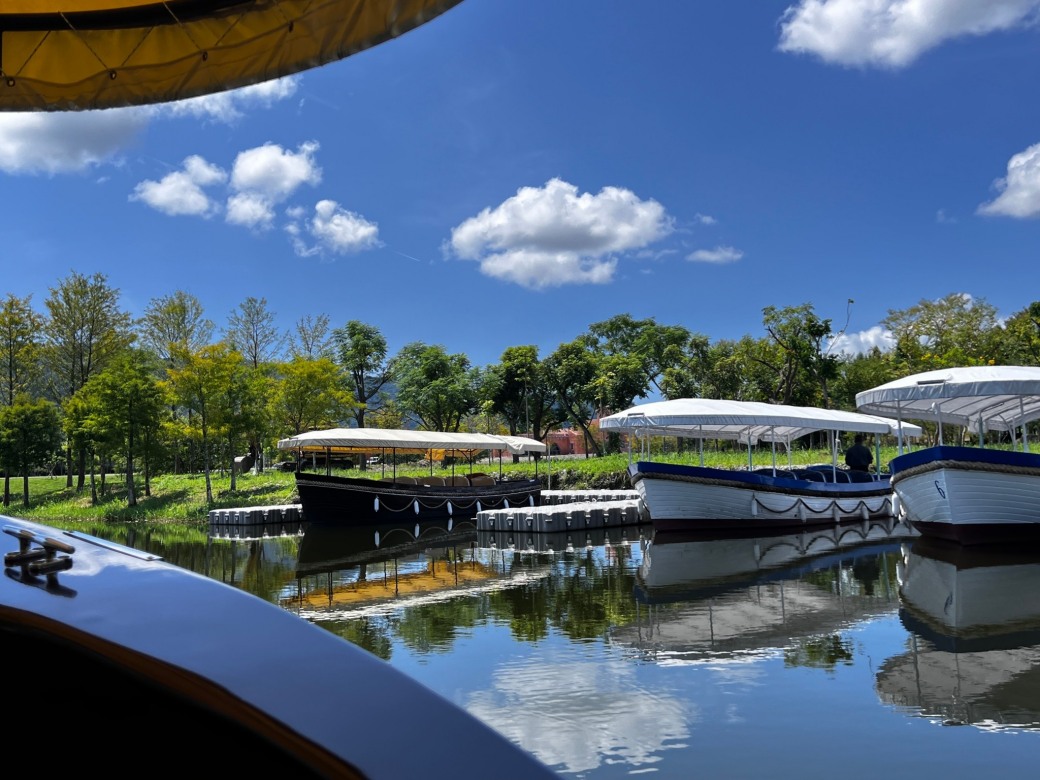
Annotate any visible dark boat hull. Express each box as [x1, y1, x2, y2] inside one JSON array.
[[1, 515, 559, 778], [295, 471, 542, 525]]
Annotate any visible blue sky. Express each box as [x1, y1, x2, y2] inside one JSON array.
[[3, 0, 1039, 369]]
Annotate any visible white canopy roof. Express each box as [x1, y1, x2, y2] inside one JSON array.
[[277, 428, 546, 455], [599, 398, 905, 444], [855, 365, 1040, 432]]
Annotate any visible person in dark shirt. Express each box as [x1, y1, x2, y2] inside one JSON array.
[[845, 434, 873, 472]]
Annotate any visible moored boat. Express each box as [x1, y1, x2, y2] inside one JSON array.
[[599, 398, 919, 533], [278, 427, 546, 525], [856, 365, 1040, 544]]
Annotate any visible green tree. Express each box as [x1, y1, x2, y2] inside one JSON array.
[[62, 385, 119, 504], [83, 350, 169, 505], [995, 301, 1040, 365], [288, 314, 334, 360], [332, 320, 394, 428], [270, 357, 355, 436], [393, 342, 478, 432], [0, 293, 43, 406], [588, 314, 691, 402], [137, 290, 213, 475], [215, 357, 269, 491], [137, 290, 214, 367], [761, 303, 839, 407], [542, 337, 603, 455], [223, 296, 285, 369], [883, 293, 1001, 372], [660, 334, 746, 401], [0, 293, 44, 502], [166, 343, 245, 504], [0, 394, 62, 507], [41, 270, 133, 488]]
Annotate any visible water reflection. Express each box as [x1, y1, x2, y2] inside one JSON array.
[[285, 523, 647, 620], [37, 512, 1040, 776], [615, 518, 916, 666], [876, 539, 1040, 730]]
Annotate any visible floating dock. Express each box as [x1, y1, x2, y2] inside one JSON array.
[[209, 490, 647, 533]]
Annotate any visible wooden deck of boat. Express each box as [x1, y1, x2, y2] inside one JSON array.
[[209, 490, 647, 533]]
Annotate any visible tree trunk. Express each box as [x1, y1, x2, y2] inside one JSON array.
[[143, 437, 151, 498], [90, 451, 98, 505], [126, 455, 136, 506], [76, 445, 87, 491]]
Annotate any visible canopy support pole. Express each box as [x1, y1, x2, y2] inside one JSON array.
[[896, 402, 904, 455], [830, 431, 837, 479], [1022, 398, 1031, 453]]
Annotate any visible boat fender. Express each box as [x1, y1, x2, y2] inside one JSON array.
[[832, 504, 841, 523], [415, 523, 420, 537], [447, 502, 453, 516], [448, 517, 453, 531], [798, 504, 806, 522], [504, 499, 510, 508], [414, 500, 420, 514], [860, 504, 869, 520], [528, 495, 535, 506], [374, 497, 380, 512], [750, 496, 758, 517], [374, 530, 381, 546], [477, 501, 482, 513]]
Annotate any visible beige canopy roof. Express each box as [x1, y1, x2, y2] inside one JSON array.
[[0, 0, 464, 111], [277, 427, 546, 455]]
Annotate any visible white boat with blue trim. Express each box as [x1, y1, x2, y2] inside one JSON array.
[[856, 365, 1040, 544], [600, 398, 919, 533]]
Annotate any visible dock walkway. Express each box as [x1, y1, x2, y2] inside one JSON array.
[[209, 490, 647, 533]]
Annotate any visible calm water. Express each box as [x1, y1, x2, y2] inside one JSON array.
[[81, 516, 1040, 778]]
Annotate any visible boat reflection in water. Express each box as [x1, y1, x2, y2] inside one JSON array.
[[285, 520, 649, 620], [614, 518, 917, 663], [876, 538, 1040, 730]]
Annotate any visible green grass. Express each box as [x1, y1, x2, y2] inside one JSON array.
[[2, 444, 912, 524], [3, 470, 299, 524]]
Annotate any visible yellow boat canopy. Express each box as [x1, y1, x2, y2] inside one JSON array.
[[0, 0, 464, 111]]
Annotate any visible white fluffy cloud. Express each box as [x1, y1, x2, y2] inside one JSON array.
[[687, 246, 743, 264], [162, 76, 300, 123], [129, 155, 227, 217], [226, 193, 275, 227], [778, 0, 1040, 68], [0, 78, 299, 177], [132, 140, 322, 229], [828, 325, 896, 355], [132, 140, 379, 258], [0, 109, 149, 174], [977, 142, 1040, 218], [230, 141, 321, 202], [448, 178, 673, 289], [287, 199, 381, 257]]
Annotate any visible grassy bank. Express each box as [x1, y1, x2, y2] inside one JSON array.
[[2, 445, 908, 524]]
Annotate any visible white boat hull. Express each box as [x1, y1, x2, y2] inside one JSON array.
[[630, 462, 894, 533], [889, 446, 1040, 544]]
